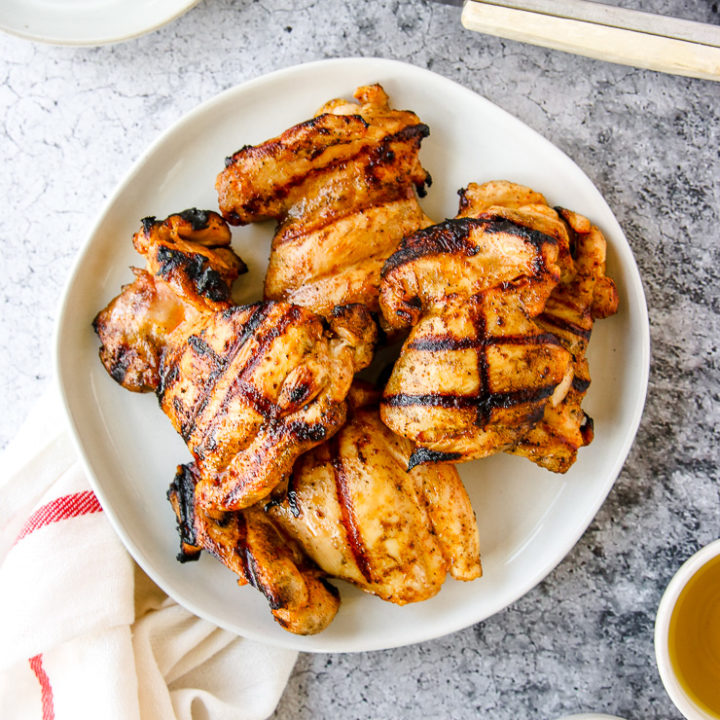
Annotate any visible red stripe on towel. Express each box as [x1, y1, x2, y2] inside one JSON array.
[[14, 490, 103, 544], [29, 654, 55, 720]]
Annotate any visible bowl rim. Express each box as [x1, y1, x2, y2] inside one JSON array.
[[654, 538, 720, 720]]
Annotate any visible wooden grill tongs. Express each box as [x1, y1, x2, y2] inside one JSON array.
[[436, 0, 720, 81]]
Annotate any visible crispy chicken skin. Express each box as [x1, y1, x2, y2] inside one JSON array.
[[267, 401, 481, 605], [93, 210, 247, 392], [379, 185, 574, 466], [379, 181, 617, 471], [168, 463, 340, 634], [158, 301, 377, 511], [216, 84, 434, 316]]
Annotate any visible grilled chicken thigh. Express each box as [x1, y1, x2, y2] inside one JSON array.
[[379, 180, 617, 471], [93, 209, 247, 392], [216, 84, 433, 316], [268, 399, 481, 604], [95, 213, 377, 511], [379, 184, 574, 466], [168, 463, 340, 634], [159, 301, 377, 511]]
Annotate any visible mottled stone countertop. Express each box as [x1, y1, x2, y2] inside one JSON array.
[[1, 1, 719, 718]]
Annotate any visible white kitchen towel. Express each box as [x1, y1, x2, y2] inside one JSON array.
[[0, 390, 297, 720]]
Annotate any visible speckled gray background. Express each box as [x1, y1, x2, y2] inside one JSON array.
[[1, 1, 719, 718]]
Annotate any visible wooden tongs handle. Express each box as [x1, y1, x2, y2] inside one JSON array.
[[460, 0, 720, 81]]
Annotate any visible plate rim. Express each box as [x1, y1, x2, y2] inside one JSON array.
[[53, 56, 651, 653], [0, 0, 201, 46]]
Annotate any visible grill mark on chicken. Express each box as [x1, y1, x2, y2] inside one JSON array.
[[330, 435, 374, 583], [286, 469, 301, 518], [169, 303, 272, 441], [230, 512, 259, 595], [226, 122, 430, 226], [384, 385, 557, 412], [266, 128, 429, 222], [167, 464, 200, 562], [254, 568, 286, 611], [160, 303, 267, 406], [178, 208, 212, 231], [407, 331, 564, 352], [407, 447, 462, 470], [365, 124, 429, 185], [537, 311, 592, 341], [187, 334, 221, 363], [144, 208, 214, 233], [224, 113, 370, 169], [220, 114, 372, 224], [106, 352, 134, 386], [319, 577, 341, 599], [193, 304, 303, 450], [580, 413, 594, 444], [284, 419, 328, 443], [186, 505, 252, 584], [572, 376, 591, 393], [484, 217, 559, 253], [156, 362, 178, 400], [228, 382, 277, 423], [555, 210, 579, 259], [381, 216, 558, 277], [241, 528, 285, 612], [380, 219, 477, 275], [472, 305, 492, 427], [155, 246, 233, 303]]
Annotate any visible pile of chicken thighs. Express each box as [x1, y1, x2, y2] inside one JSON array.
[[94, 85, 618, 634]]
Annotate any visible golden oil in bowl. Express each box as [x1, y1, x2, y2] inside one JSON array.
[[668, 554, 720, 718]]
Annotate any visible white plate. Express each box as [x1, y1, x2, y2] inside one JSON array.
[[0, 0, 200, 46], [55, 57, 649, 653]]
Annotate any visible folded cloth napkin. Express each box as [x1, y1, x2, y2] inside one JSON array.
[[0, 390, 297, 720]]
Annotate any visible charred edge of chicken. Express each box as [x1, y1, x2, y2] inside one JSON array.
[[406, 447, 463, 471], [380, 215, 558, 279], [167, 464, 202, 563]]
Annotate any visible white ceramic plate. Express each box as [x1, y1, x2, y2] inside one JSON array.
[[55, 57, 649, 653], [0, 0, 200, 46]]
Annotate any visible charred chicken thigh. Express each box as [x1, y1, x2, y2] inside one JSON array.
[[379, 180, 617, 472], [379, 183, 575, 467], [95, 211, 381, 633], [216, 84, 434, 317], [159, 301, 377, 511], [168, 463, 340, 635], [94, 213, 378, 511], [507, 213, 619, 471], [166, 386, 480, 632], [267, 395, 481, 605]]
